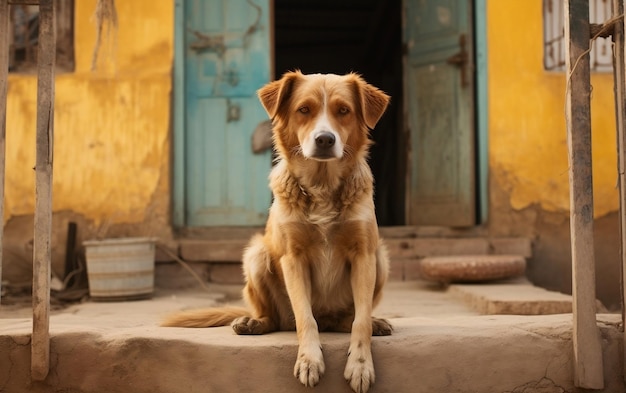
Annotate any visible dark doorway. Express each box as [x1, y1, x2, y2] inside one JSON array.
[[273, 0, 405, 225]]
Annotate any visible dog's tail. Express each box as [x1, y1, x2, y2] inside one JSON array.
[[161, 306, 250, 328]]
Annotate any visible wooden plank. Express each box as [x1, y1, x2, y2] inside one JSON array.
[[387, 258, 408, 281], [8, 0, 40, 4], [31, 0, 55, 382], [563, 0, 604, 389], [179, 239, 249, 262], [0, 0, 9, 301], [404, 1, 475, 227], [178, 235, 531, 263], [379, 225, 487, 239], [489, 237, 532, 258], [178, 226, 263, 240], [184, 0, 272, 227], [208, 263, 245, 284], [612, 0, 626, 382], [385, 238, 489, 259], [402, 258, 423, 281], [184, 225, 493, 241], [172, 0, 185, 226], [384, 239, 416, 259]]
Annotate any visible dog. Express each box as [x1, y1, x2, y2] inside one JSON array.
[[162, 71, 392, 393]]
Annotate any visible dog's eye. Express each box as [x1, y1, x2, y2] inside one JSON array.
[[338, 106, 350, 115], [298, 106, 310, 114]]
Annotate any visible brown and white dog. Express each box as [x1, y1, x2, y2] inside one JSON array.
[[163, 71, 392, 393]]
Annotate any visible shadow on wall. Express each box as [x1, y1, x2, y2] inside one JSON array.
[[1, 212, 92, 288], [1, 210, 175, 293], [488, 170, 621, 312], [528, 211, 621, 312]]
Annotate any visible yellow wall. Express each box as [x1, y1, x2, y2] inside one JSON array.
[[5, 1, 173, 225], [488, 0, 618, 217], [6, 1, 618, 228]]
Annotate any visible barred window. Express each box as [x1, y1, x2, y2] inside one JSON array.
[[8, 0, 74, 73], [543, 0, 613, 72]]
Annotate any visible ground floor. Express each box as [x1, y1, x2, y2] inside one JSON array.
[[1, 280, 623, 393]]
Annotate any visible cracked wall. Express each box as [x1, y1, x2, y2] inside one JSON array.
[[488, 1, 618, 218], [4, 1, 173, 228], [2, 1, 175, 285], [487, 1, 621, 310]]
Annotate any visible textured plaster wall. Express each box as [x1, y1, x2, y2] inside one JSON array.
[[9, 1, 617, 230], [488, 0, 618, 218], [5, 0, 173, 227], [3, 1, 622, 307], [487, 1, 621, 309]]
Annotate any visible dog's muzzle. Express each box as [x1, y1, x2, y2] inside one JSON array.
[[315, 132, 335, 149], [311, 131, 340, 160]]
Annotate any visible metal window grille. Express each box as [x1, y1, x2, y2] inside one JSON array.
[[544, 0, 613, 72], [8, 0, 74, 73]]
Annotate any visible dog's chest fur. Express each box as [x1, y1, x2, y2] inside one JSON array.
[[269, 160, 375, 308]]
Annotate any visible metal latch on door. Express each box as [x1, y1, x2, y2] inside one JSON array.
[[446, 34, 469, 88]]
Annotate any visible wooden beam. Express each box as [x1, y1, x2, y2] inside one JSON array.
[[179, 239, 248, 262], [0, 0, 9, 301], [31, 0, 55, 381], [612, 0, 626, 382], [563, 0, 604, 389], [7, 0, 40, 4]]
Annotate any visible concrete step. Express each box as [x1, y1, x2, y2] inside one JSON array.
[[155, 260, 245, 288], [1, 315, 622, 393], [177, 235, 532, 262], [169, 233, 532, 286], [0, 281, 622, 393], [450, 279, 576, 315]]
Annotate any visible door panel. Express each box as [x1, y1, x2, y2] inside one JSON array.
[[184, 0, 272, 226], [404, 0, 475, 226]]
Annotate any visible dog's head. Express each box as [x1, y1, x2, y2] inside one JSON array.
[[257, 71, 390, 162]]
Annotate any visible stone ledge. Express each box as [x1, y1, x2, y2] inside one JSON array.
[[1, 281, 620, 392], [448, 280, 600, 315], [0, 314, 622, 393], [176, 236, 532, 263]]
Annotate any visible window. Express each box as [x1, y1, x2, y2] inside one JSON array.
[[543, 0, 613, 72], [8, 0, 74, 73]]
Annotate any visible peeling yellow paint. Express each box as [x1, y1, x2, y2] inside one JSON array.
[[5, 1, 173, 225], [488, 1, 618, 217], [7, 0, 616, 228]]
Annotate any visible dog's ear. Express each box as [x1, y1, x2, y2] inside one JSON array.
[[257, 71, 302, 119], [352, 75, 390, 129]]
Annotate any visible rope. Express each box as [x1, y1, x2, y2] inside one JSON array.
[[564, 12, 624, 171], [565, 13, 624, 105]]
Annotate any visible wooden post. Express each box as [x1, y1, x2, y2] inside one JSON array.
[[31, 0, 55, 381], [0, 1, 8, 301], [613, 0, 626, 382], [564, 0, 604, 389]]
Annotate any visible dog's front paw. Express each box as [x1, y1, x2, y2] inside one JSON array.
[[372, 317, 393, 336], [294, 345, 325, 387], [232, 316, 266, 335], [344, 349, 375, 393]]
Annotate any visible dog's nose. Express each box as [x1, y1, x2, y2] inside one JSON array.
[[315, 132, 336, 148]]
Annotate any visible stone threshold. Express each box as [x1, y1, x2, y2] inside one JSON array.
[[1, 314, 622, 393], [1, 280, 622, 392]]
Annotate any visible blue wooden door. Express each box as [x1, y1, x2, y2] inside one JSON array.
[[182, 0, 272, 226], [404, 0, 476, 226]]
